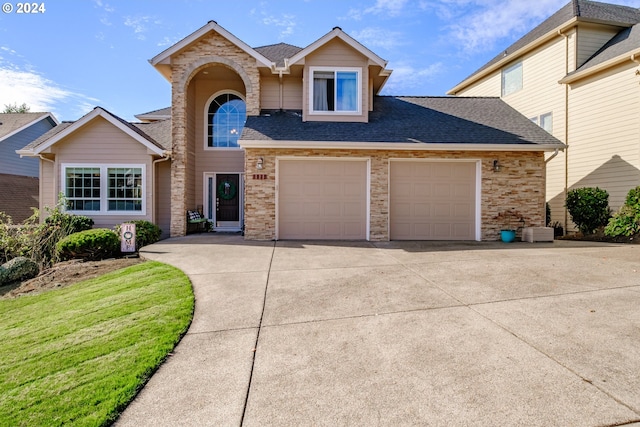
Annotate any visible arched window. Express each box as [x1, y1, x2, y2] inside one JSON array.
[[207, 93, 246, 148]]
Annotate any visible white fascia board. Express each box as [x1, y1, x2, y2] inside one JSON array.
[[32, 108, 165, 156], [288, 28, 388, 69], [150, 21, 273, 68], [239, 140, 565, 152], [0, 113, 58, 143], [559, 48, 640, 84]]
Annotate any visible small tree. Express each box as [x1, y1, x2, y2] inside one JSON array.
[[2, 103, 31, 113], [566, 187, 610, 235]]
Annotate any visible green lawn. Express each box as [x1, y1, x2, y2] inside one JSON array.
[[0, 261, 194, 427]]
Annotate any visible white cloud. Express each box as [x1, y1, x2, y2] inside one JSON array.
[[123, 15, 160, 40], [262, 14, 297, 38], [344, 0, 410, 20], [351, 28, 405, 50], [0, 64, 98, 120], [381, 62, 445, 93], [435, 0, 565, 52]]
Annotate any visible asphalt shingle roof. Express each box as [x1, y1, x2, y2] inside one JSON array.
[[242, 96, 564, 147], [570, 22, 640, 75], [456, 0, 640, 88], [133, 119, 172, 150], [0, 112, 51, 140], [254, 43, 303, 67]]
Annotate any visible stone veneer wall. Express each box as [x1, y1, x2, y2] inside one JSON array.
[[244, 148, 546, 241], [169, 31, 262, 236]]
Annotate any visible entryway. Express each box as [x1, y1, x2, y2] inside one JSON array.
[[204, 172, 243, 232]]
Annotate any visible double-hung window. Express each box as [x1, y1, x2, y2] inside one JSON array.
[[63, 164, 145, 214], [310, 67, 361, 114], [501, 61, 523, 97]]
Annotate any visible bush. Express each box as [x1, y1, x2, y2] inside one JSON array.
[[56, 229, 120, 261], [114, 220, 162, 251], [605, 186, 640, 237], [0, 257, 39, 285], [566, 187, 610, 235]]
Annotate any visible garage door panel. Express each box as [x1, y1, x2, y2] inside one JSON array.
[[391, 161, 476, 240], [279, 160, 367, 240]]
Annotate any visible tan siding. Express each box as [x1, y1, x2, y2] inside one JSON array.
[[302, 38, 369, 123], [283, 77, 303, 110], [260, 76, 280, 110], [576, 25, 619, 68], [455, 72, 501, 97], [40, 159, 56, 218], [567, 62, 640, 211], [49, 117, 157, 228]]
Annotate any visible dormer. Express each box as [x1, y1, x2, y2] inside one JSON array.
[[287, 27, 392, 123]]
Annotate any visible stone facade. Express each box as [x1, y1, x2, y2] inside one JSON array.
[[244, 148, 546, 241], [168, 31, 262, 236]]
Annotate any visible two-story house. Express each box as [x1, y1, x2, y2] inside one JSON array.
[[0, 112, 58, 222], [19, 21, 564, 241], [448, 0, 640, 231]]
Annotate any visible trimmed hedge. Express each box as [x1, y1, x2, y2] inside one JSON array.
[[605, 186, 640, 237], [56, 229, 120, 261], [566, 187, 610, 235]]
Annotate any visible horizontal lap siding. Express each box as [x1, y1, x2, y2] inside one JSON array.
[[50, 117, 156, 227], [576, 26, 619, 68], [568, 63, 640, 210]]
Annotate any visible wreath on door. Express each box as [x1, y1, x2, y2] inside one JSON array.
[[217, 180, 237, 200]]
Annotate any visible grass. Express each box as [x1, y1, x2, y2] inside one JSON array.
[[0, 261, 194, 427]]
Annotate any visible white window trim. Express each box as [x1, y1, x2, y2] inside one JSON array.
[[501, 61, 523, 97], [308, 66, 362, 115], [61, 163, 146, 215], [539, 112, 553, 133], [203, 89, 246, 151]]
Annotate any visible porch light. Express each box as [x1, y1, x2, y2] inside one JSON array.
[[256, 157, 264, 170], [493, 159, 501, 172]]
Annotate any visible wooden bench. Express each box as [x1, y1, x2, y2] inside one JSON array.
[[187, 210, 207, 234]]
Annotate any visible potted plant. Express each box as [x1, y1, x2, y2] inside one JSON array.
[[494, 209, 526, 242]]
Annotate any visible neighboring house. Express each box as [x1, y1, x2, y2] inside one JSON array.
[[448, 0, 640, 231], [20, 22, 564, 241], [17, 108, 172, 236], [0, 112, 58, 222]]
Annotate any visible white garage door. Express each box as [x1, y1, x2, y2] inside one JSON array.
[[278, 159, 367, 240], [390, 161, 477, 240]]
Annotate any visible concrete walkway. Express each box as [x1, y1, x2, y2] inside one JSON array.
[[115, 235, 640, 426]]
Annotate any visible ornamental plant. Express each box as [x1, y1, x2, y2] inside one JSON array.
[[605, 186, 640, 237], [56, 229, 120, 261], [565, 187, 610, 235]]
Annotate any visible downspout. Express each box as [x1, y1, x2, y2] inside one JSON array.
[[278, 70, 284, 111], [558, 29, 570, 233], [152, 152, 171, 226]]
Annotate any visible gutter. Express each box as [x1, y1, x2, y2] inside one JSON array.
[[559, 48, 640, 84]]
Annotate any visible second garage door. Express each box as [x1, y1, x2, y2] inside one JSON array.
[[390, 161, 477, 240], [278, 159, 367, 240]]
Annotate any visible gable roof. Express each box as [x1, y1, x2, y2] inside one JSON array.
[[17, 107, 170, 156], [448, 0, 640, 94], [0, 112, 58, 142], [254, 43, 303, 68], [241, 96, 565, 151]]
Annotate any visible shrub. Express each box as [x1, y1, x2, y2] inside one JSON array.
[[56, 229, 120, 261], [0, 257, 39, 286], [605, 186, 640, 237], [566, 187, 610, 235], [114, 220, 162, 251]]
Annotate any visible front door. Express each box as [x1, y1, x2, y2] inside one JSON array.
[[205, 173, 242, 231]]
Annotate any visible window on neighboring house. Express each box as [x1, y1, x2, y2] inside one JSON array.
[[530, 117, 538, 125], [539, 112, 553, 133], [207, 93, 246, 148], [310, 67, 360, 114], [64, 165, 144, 214], [501, 62, 523, 97]]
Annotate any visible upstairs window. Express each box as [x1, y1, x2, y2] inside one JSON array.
[[539, 112, 553, 133], [310, 67, 361, 114], [501, 62, 522, 97], [207, 93, 246, 148]]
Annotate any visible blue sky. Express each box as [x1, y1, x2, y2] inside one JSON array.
[[0, 0, 638, 122]]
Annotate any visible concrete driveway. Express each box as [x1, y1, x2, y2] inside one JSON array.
[[115, 235, 640, 426]]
